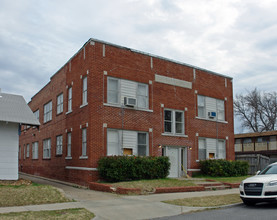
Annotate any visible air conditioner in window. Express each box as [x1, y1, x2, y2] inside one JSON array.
[[208, 112, 216, 118], [124, 97, 137, 107]]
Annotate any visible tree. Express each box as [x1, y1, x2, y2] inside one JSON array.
[[234, 88, 277, 132]]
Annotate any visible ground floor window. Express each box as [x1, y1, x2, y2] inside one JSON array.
[[198, 137, 226, 160], [32, 142, 38, 159], [43, 138, 51, 159], [56, 135, 63, 155], [107, 129, 148, 156]]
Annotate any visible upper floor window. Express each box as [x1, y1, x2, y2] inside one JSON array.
[[164, 109, 184, 135], [82, 76, 87, 105], [43, 101, 52, 123], [56, 135, 63, 155], [43, 138, 51, 159], [243, 138, 252, 144], [107, 77, 149, 109], [197, 95, 225, 121], [68, 87, 72, 112], [34, 110, 39, 121], [57, 93, 63, 114]]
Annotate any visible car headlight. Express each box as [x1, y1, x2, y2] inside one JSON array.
[[240, 181, 244, 187], [268, 180, 277, 186]]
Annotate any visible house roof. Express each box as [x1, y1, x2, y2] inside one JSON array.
[[235, 130, 277, 139], [0, 92, 40, 126]]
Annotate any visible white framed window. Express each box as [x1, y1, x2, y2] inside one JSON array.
[[68, 87, 72, 112], [26, 144, 30, 158], [56, 135, 63, 155], [32, 142, 38, 159], [197, 95, 205, 118], [43, 138, 51, 159], [164, 109, 184, 135], [43, 101, 52, 123], [82, 76, 87, 105], [34, 109, 39, 121], [67, 132, 72, 157], [107, 77, 149, 109], [217, 99, 225, 121], [107, 129, 149, 156], [57, 93, 63, 114], [198, 138, 226, 160], [82, 128, 87, 156]]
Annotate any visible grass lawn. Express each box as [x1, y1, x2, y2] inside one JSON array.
[[200, 175, 252, 183], [164, 194, 241, 207], [110, 178, 197, 192], [0, 208, 94, 220], [0, 183, 71, 207]]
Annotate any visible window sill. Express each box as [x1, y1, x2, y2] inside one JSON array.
[[56, 112, 63, 116], [42, 158, 51, 160], [79, 156, 88, 159], [162, 133, 188, 138], [80, 103, 88, 108], [65, 156, 72, 160], [32, 158, 39, 160], [43, 120, 52, 125], [103, 103, 153, 113], [195, 117, 228, 124], [56, 154, 62, 157], [66, 110, 72, 115]]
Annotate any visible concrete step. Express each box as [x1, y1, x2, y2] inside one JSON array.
[[204, 184, 231, 191]]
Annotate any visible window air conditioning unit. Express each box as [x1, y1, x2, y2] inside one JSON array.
[[124, 97, 137, 107], [208, 112, 216, 118]]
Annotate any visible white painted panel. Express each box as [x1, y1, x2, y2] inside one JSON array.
[[123, 130, 137, 155], [107, 130, 120, 155], [155, 74, 192, 89], [121, 80, 137, 104], [167, 147, 179, 178], [206, 97, 217, 119], [206, 138, 217, 153], [269, 136, 277, 150], [0, 122, 19, 180]]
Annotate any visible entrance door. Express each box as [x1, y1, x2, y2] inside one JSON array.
[[167, 147, 179, 178]]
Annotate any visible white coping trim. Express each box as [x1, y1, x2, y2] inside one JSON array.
[[65, 166, 97, 171], [188, 169, 201, 171], [103, 103, 153, 113], [66, 110, 72, 115], [162, 133, 188, 138], [195, 117, 228, 124], [155, 74, 192, 89]]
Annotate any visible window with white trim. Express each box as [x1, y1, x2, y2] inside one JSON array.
[[82, 76, 87, 105], [43, 101, 52, 123], [198, 138, 226, 160], [34, 110, 39, 121], [82, 128, 87, 156], [32, 142, 38, 159], [26, 144, 30, 158], [57, 93, 63, 114], [56, 135, 63, 155], [67, 132, 71, 157], [107, 77, 149, 109], [43, 138, 51, 159], [68, 87, 72, 112], [107, 129, 149, 156], [164, 109, 184, 135], [197, 95, 225, 121]]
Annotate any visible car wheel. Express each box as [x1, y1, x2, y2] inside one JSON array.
[[243, 200, 256, 206]]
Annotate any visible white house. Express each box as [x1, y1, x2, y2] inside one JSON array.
[[0, 90, 40, 180]]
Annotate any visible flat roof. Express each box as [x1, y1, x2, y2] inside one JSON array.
[[235, 130, 277, 139]]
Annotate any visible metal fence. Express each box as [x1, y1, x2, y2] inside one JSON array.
[[235, 154, 270, 175]]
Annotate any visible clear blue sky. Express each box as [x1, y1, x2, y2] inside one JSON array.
[[1, 0, 277, 133]]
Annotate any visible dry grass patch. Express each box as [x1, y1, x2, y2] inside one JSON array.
[[0, 208, 94, 220], [205, 176, 252, 183], [164, 194, 241, 207], [111, 179, 197, 193], [0, 184, 71, 207]]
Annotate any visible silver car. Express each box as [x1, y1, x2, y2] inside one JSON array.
[[240, 162, 277, 206]]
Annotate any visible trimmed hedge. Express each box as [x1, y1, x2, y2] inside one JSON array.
[[199, 159, 249, 177], [97, 156, 170, 182]]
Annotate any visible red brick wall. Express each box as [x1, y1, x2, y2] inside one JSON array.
[[19, 39, 234, 185]]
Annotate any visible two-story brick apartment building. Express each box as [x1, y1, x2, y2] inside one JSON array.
[[19, 38, 234, 186]]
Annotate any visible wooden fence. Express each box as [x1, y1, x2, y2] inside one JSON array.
[[235, 154, 270, 175]]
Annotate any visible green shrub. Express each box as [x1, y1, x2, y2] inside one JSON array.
[[97, 156, 170, 182], [199, 159, 249, 177]]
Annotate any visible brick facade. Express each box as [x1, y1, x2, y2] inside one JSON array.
[[19, 38, 234, 186]]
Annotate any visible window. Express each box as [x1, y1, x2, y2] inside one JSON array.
[[67, 132, 72, 157], [43, 138, 51, 159], [68, 87, 72, 112], [56, 135, 63, 155], [26, 144, 30, 158], [57, 93, 63, 114], [82, 128, 87, 157], [32, 142, 38, 159], [197, 95, 225, 121], [164, 109, 184, 135], [43, 101, 52, 123], [107, 77, 149, 109], [107, 129, 148, 156], [82, 76, 87, 105], [198, 138, 226, 160], [34, 110, 39, 121], [243, 138, 252, 144]]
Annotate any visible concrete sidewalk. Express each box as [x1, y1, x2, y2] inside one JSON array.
[[0, 174, 241, 219]]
